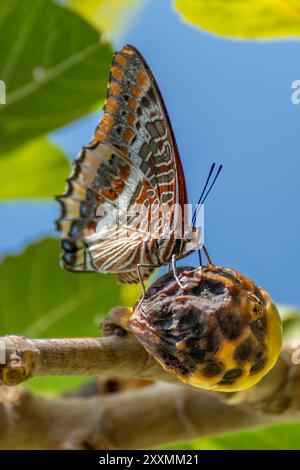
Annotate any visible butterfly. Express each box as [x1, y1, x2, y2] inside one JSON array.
[[56, 45, 221, 290]]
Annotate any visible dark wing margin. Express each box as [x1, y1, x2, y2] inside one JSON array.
[[125, 44, 188, 212]]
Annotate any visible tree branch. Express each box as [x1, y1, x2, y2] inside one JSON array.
[[0, 381, 296, 450], [0, 334, 177, 385], [1, 331, 300, 449], [1, 333, 300, 415]]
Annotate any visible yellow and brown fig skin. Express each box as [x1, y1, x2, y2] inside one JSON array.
[[129, 266, 282, 392]]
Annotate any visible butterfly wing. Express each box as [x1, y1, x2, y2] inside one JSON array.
[[57, 45, 188, 279]]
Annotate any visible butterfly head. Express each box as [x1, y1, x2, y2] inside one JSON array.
[[179, 227, 202, 258]]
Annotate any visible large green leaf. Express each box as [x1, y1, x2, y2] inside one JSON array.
[[0, 0, 113, 154], [69, 0, 144, 39], [174, 0, 300, 39], [167, 422, 300, 450], [0, 137, 70, 200], [0, 238, 140, 392]]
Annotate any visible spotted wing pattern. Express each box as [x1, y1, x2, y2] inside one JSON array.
[[56, 45, 187, 282]]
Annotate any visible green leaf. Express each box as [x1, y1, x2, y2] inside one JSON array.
[[0, 238, 140, 392], [174, 0, 300, 39], [69, 0, 145, 39], [0, 137, 70, 200], [167, 422, 300, 450], [0, 0, 113, 154], [281, 307, 300, 347]]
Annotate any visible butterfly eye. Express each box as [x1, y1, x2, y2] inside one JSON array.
[[184, 228, 199, 241], [184, 230, 194, 241]]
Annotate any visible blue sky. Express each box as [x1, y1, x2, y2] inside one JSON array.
[[1, 0, 300, 305]]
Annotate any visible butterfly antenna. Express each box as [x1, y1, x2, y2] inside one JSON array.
[[191, 163, 215, 227], [200, 164, 223, 205], [192, 164, 223, 228]]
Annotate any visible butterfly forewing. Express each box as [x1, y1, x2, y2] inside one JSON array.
[[57, 45, 188, 281]]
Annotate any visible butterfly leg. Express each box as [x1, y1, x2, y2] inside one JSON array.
[[171, 254, 185, 290], [198, 249, 203, 267], [137, 265, 147, 296], [136, 263, 160, 312], [203, 245, 214, 265]]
